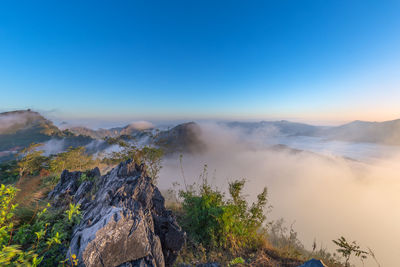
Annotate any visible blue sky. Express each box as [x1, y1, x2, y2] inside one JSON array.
[[1, 0, 399, 123]]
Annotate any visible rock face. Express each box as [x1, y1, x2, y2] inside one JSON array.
[[48, 160, 185, 267]]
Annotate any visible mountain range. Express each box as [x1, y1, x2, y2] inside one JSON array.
[[0, 110, 205, 161], [224, 119, 400, 145], [1, 109, 400, 162]]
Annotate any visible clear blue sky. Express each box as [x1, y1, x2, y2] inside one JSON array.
[[1, 0, 399, 123]]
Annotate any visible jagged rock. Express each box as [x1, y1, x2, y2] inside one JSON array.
[[48, 160, 185, 267]]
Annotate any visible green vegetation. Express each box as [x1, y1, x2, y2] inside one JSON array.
[[179, 178, 267, 252], [228, 257, 245, 266], [0, 160, 19, 184], [172, 167, 272, 265], [65, 203, 81, 224], [49, 147, 94, 175], [0, 143, 96, 266], [17, 144, 48, 178], [0, 184, 81, 266]]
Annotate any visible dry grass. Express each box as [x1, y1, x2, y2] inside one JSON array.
[[15, 175, 46, 206]]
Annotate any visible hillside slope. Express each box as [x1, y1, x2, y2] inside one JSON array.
[[319, 119, 400, 145], [0, 110, 62, 151]]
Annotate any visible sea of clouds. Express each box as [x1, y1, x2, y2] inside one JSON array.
[[158, 122, 400, 267]]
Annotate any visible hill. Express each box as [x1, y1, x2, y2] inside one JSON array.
[[155, 122, 206, 154], [225, 119, 400, 145], [67, 122, 154, 139], [66, 126, 118, 139], [0, 110, 97, 162], [319, 119, 400, 145], [224, 120, 321, 136], [0, 110, 62, 152]]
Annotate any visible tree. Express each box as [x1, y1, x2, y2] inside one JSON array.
[[17, 143, 48, 178], [49, 146, 93, 174], [141, 146, 163, 183], [332, 236, 368, 267], [103, 140, 163, 183]]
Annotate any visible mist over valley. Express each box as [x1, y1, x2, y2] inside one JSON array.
[[1, 110, 400, 266]]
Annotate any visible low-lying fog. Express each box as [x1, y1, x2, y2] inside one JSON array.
[[159, 123, 400, 267]]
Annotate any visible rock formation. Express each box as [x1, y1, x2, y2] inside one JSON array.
[[48, 160, 185, 267]]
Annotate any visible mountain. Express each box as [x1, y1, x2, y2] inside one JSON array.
[[0, 109, 207, 164], [320, 119, 400, 145], [224, 120, 321, 136], [225, 119, 400, 145], [155, 122, 206, 154], [67, 126, 120, 139], [0, 109, 60, 135], [0, 110, 97, 162], [68, 122, 154, 140], [0, 110, 62, 152], [69, 122, 206, 154]]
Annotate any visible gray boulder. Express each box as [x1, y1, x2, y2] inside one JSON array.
[[48, 160, 185, 267]]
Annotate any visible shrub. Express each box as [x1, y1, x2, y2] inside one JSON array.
[[333, 236, 368, 267], [267, 218, 305, 259], [179, 175, 268, 255], [0, 160, 19, 184]]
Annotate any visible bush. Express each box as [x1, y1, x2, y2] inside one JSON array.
[[0, 160, 19, 184], [267, 219, 305, 259], [179, 175, 268, 256]]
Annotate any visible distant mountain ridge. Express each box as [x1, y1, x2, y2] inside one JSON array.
[[2, 109, 400, 163], [67, 126, 121, 139], [318, 119, 400, 145], [225, 118, 400, 145], [0, 110, 206, 161], [224, 120, 320, 136], [67, 122, 154, 140]]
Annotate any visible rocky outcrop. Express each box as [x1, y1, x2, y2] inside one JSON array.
[[48, 160, 185, 267]]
